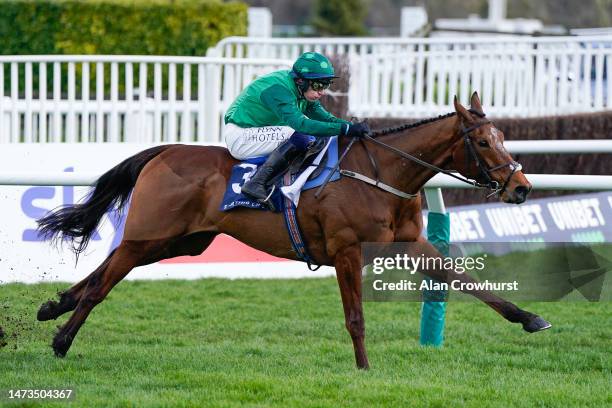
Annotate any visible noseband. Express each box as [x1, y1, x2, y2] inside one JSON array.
[[461, 109, 522, 198]]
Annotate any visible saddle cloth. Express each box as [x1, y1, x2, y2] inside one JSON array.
[[220, 137, 340, 212]]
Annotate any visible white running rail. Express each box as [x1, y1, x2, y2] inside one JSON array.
[[2, 172, 611, 190], [1, 139, 611, 187]]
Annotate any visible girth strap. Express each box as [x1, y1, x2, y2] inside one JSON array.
[[281, 172, 321, 271]]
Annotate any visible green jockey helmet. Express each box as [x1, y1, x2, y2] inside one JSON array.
[[291, 52, 338, 80]]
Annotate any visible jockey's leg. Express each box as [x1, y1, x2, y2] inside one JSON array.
[[241, 132, 315, 209]]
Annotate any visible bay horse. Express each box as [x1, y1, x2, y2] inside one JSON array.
[[36, 93, 551, 369]]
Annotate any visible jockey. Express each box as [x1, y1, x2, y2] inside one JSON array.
[[223, 51, 370, 208]]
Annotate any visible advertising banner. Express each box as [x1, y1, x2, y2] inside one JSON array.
[[0, 144, 335, 283], [1, 144, 611, 283], [426, 191, 612, 244]]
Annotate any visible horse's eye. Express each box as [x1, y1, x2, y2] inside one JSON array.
[[478, 140, 489, 147]]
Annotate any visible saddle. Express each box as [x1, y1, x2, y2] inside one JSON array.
[[220, 137, 340, 212]]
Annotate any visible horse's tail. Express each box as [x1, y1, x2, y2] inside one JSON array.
[[37, 145, 171, 254]]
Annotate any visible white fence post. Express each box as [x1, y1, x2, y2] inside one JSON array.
[[81, 62, 90, 143], [401, 7, 428, 37], [205, 62, 221, 142], [248, 8, 272, 38], [0, 63, 5, 143], [95, 62, 104, 143]]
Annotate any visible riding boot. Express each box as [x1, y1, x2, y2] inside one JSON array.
[[241, 139, 306, 210]]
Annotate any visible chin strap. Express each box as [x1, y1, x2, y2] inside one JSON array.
[[292, 71, 310, 96]]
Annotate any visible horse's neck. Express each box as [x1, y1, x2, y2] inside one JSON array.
[[377, 116, 461, 194]]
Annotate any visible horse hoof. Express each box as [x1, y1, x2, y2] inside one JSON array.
[[37, 301, 58, 321], [522, 316, 552, 333], [52, 334, 72, 358]]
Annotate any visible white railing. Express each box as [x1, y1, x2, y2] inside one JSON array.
[[3, 36, 612, 144], [212, 35, 612, 119], [349, 41, 611, 118], [1, 140, 611, 187], [0, 55, 292, 144], [2, 172, 611, 190], [212, 35, 612, 59]]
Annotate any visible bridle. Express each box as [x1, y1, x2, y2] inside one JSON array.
[[325, 110, 522, 199], [458, 110, 522, 198]]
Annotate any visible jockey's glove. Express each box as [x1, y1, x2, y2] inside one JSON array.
[[343, 121, 371, 138]]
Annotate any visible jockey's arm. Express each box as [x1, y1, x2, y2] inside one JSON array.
[[305, 101, 351, 126], [260, 85, 347, 137]]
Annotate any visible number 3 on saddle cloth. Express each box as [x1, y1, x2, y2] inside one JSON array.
[[220, 136, 340, 212], [220, 137, 340, 268]]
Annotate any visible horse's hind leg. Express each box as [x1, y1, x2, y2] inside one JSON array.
[[51, 232, 218, 357], [51, 240, 157, 357], [38, 231, 218, 322], [37, 252, 115, 322]]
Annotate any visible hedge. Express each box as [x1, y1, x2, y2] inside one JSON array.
[[0, 0, 248, 56]]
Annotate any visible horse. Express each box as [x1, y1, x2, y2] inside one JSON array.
[[36, 92, 551, 369]]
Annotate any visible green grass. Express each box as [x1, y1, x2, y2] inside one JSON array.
[[0, 278, 610, 407]]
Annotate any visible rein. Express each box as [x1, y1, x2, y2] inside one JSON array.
[[318, 110, 521, 200]]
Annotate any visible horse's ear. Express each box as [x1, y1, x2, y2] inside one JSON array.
[[454, 95, 472, 123], [470, 92, 484, 115]]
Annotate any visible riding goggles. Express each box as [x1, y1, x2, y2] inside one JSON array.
[[310, 80, 332, 92]]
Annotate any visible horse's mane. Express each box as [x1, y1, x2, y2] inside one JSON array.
[[370, 112, 457, 138]]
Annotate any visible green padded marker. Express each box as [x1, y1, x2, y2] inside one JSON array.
[[420, 211, 450, 347]]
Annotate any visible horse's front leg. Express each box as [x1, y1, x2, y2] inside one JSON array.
[[334, 245, 369, 369], [413, 237, 551, 332]]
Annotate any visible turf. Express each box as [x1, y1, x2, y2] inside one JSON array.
[[0, 278, 610, 407]]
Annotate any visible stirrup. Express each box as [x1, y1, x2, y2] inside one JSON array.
[[258, 185, 276, 211]]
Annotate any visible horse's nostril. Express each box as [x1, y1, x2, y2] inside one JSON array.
[[515, 185, 530, 201]]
